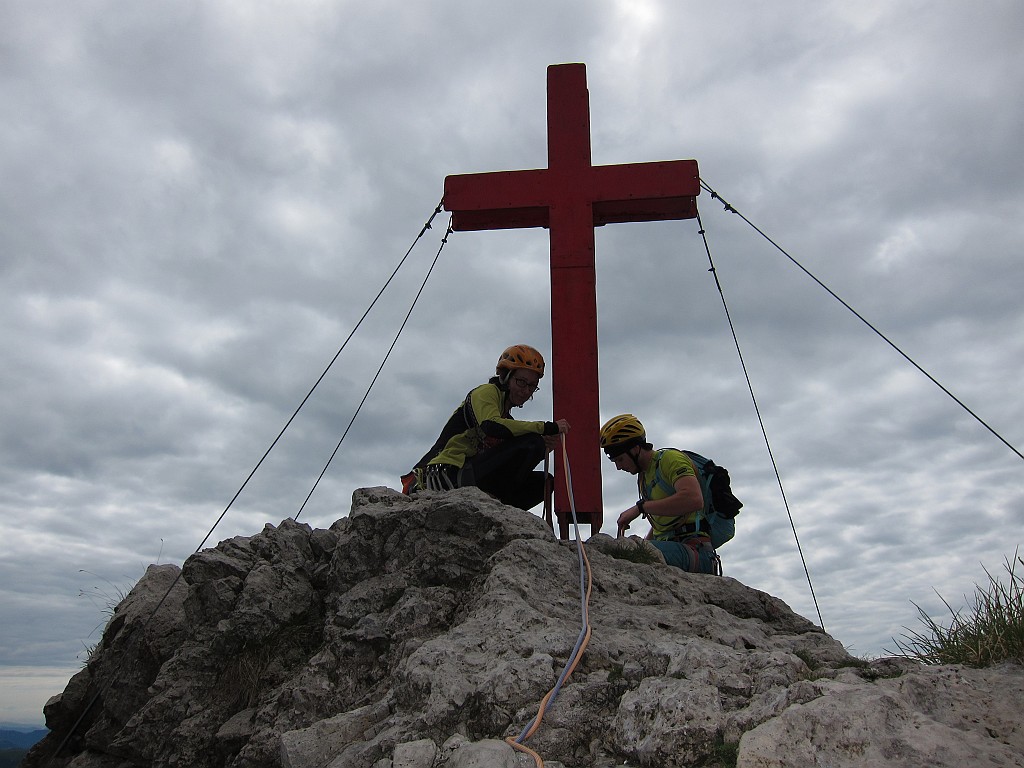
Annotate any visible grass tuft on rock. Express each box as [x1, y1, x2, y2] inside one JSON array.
[[891, 549, 1024, 668]]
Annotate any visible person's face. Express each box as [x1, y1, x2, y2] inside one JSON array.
[[507, 369, 540, 406], [610, 449, 639, 474]]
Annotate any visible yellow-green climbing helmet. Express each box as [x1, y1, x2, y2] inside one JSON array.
[[600, 414, 646, 457], [496, 344, 545, 377]]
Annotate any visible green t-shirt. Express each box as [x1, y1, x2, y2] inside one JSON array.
[[640, 449, 700, 539]]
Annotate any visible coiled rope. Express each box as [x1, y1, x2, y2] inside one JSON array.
[[506, 434, 593, 767]]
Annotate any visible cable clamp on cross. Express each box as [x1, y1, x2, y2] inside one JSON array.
[[700, 179, 736, 213], [417, 198, 445, 237]]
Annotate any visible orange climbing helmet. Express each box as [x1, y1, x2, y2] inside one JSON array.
[[600, 414, 647, 457], [496, 344, 545, 377]]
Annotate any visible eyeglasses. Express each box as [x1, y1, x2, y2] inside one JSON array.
[[512, 376, 540, 392]]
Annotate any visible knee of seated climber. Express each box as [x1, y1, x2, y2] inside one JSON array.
[[650, 540, 715, 573]]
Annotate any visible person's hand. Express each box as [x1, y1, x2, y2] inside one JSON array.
[[617, 506, 641, 530], [543, 435, 559, 453], [555, 418, 570, 434]]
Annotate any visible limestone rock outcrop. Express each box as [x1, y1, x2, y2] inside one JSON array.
[[26, 486, 1024, 767]]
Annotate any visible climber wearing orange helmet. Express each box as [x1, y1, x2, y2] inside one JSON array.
[[402, 345, 570, 510]]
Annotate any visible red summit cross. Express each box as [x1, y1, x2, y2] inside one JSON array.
[[444, 63, 699, 538]]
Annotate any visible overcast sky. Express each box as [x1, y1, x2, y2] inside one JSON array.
[[2, 0, 1023, 728]]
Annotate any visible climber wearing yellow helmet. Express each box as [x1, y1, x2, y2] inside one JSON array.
[[600, 413, 725, 574]]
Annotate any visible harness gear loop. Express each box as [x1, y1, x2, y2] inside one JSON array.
[[424, 463, 457, 491]]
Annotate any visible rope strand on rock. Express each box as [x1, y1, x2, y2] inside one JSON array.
[[507, 434, 593, 767]]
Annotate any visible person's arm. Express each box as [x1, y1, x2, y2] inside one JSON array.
[[643, 475, 703, 519], [615, 475, 703, 532], [469, 385, 564, 438]]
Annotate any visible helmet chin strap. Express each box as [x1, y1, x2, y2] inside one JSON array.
[[631, 446, 647, 502], [628, 445, 642, 472]]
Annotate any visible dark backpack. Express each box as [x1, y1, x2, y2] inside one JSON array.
[[652, 449, 743, 548]]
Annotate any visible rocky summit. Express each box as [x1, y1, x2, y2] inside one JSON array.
[[26, 486, 1024, 768]]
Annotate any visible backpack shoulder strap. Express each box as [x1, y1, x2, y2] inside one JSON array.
[[643, 448, 683, 499], [646, 448, 715, 538], [678, 450, 715, 527]]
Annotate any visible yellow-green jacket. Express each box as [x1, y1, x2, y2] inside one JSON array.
[[415, 378, 558, 470]]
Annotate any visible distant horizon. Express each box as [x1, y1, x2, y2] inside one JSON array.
[[0, 722, 48, 732], [0, 665, 76, 731]]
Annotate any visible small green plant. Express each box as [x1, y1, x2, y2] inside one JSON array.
[[692, 735, 739, 767], [78, 570, 131, 618], [222, 623, 323, 708], [838, 657, 870, 670], [890, 549, 1024, 667], [792, 649, 817, 671], [602, 539, 662, 565], [232, 642, 276, 708], [77, 570, 134, 664], [713, 738, 739, 768]]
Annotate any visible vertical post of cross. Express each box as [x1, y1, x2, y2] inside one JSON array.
[[544, 64, 602, 538]]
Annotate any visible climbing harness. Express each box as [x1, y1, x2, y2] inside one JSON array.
[[506, 434, 592, 768], [676, 535, 722, 576]]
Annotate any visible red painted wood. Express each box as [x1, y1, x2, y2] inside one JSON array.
[[443, 63, 699, 537]]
